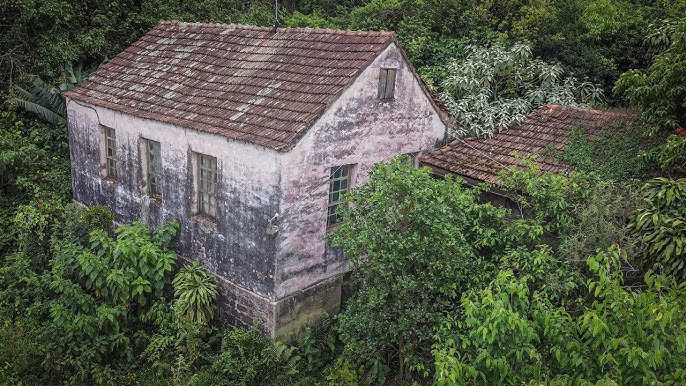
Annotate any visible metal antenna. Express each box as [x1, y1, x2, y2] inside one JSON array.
[[273, 0, 281, 30]]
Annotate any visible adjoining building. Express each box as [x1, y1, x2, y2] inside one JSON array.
[[420, 104, 636, 185]]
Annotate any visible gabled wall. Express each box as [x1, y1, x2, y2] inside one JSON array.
[[273, 41, 447, 335]]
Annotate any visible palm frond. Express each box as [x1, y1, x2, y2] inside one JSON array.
[[12, 85, 40, 104], [8, 97, 67, 125], [9, 74, 67, 126]]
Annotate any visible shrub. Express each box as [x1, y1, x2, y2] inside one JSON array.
[[631, 177, 686, 280], [434, 246, 686, 385], [188, 326, 300, 386], [173, 261, 219, 325]]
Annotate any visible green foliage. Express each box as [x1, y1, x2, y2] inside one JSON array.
[[497, 158, 644, 272], [188, 326, 300, 386], [8, 75, 67, 125], [8, 62, 90, 126], [557, 125, 649, 181], [79, 204, 115, 234], [47, 219, 180, 383], [631, 177, 686, 280], [615, 17, 686, 134], [173, 261, 219, 325], [498, 158, 596, 236], [330, 158, 524, 382], [324, 357, 359, 386], [0, 107, 71, 254], [295, 316, 340, 376], [441, 43, 603, 137], [434, 246, 686, 385], [640, 132, 686, 179]]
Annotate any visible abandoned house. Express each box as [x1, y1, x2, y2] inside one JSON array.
[[63, 20, 450, 337], [420, 104, 637, 186]]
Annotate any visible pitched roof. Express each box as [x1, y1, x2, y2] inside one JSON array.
[[420, 104, 636, 183], [64, 20, 395, 150]]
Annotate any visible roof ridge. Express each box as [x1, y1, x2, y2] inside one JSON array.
[[157, 19, 395, 37]]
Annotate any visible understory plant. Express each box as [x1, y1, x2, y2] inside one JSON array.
[[173, 261, 220, 325]]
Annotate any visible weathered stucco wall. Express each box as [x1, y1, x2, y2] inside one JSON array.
[[274, 42, 448, 323], [66, 99, 283, 329]]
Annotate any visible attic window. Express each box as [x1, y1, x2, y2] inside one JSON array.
[[378, 68, 396, 100]]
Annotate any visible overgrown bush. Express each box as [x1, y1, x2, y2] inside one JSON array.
[[329, 158, 535, 383], [434, 246, 686, 385], [188, 326, 300, 386], [632, 177, 686, 280], [441, 43, 603, 138]]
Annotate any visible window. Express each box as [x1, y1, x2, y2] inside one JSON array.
[[104, 126, 116, 179], [146, 139, 162, 197], [197, 153, 218, 218], [378, 68, 396, 100], [327, 164, 353, 227]]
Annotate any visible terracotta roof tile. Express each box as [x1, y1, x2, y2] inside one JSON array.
[[65, 20, 395, 151], [420, 105, 636, 183]]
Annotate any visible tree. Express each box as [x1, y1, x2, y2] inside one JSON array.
[[441, 43, 603, 138], [434, 246, 686, 385], [615, 17, 686, 134], [329, 158, 532, 383], [8, 63, 90, 126], [631, 177, 686, 281]]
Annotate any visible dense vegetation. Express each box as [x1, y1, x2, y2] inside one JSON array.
[[1, 0, 686, 385]]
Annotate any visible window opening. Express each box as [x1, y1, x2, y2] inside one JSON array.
[[327, 164, 353, 226], [146, 139, 162, 197], [197, 154, 218, 217]]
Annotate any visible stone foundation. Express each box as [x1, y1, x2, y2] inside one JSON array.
[[213, 270, 342, 340]]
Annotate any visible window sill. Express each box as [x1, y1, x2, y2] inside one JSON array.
[[326, 223, 342, 233], [145, 195, 162, 205], [192, 213, 217, 227]]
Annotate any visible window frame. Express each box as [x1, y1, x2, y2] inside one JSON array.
[[104, 126, 117, 180], [378, 68, 397, 100], [145, 139, 163, 198], [327, 164, 353, 227], [197, 153, 218, 218]]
